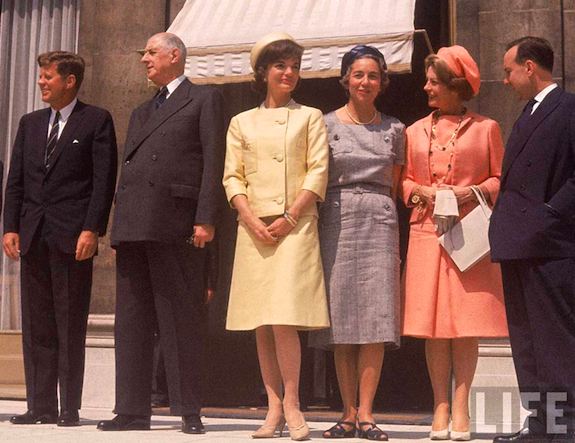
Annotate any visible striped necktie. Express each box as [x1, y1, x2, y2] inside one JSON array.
[[45, 111, 61, 167]]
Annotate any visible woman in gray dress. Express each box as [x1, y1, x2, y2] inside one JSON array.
[[311, 46, 405, 441]]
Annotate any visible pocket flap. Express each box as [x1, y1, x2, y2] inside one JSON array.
[[170, 184, 200, 199]]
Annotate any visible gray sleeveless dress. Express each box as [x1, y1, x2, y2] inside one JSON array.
[[309, 111, 405, 348]]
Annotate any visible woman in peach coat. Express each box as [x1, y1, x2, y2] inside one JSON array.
[[401, 46, 508, 441]]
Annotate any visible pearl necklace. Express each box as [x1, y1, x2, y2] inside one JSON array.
[[344, 104, 378, 125]]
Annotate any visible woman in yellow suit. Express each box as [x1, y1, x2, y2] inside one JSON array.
[[223, 32, 330, 441]]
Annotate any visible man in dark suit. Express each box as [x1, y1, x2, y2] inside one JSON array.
[[96, 32, 226, 434], [3, 51, 117, 427], [489, 36, 575, 442]]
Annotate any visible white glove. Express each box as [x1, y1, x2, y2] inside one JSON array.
[[433, 215, 458, 235]]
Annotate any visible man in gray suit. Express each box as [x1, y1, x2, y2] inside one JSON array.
[[97, 32, 226, 434]]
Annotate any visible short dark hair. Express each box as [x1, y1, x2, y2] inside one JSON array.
[[424, 54, 474, 102], [252, 40, 304, 94], [37, 51, 85, 90], [506, 36, 554, 73], [339, 54, 390, 95]]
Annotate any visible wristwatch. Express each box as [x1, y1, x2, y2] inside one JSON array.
[[410, 192, 421, 206]]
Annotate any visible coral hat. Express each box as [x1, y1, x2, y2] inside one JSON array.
[[436, 45, 481, 96], [250, 32, 295, 70]]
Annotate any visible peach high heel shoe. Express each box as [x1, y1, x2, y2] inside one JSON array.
[[251, 416, 286, 438]]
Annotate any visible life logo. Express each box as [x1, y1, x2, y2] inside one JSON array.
[[470, 387, 572, 435]]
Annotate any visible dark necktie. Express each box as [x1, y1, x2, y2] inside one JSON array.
[[45, 111, 61, 167], [155, 87, 168, 109], [515, 98, 537, 132]]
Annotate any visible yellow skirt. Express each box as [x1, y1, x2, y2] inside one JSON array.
[[226, 215, 330, 331]]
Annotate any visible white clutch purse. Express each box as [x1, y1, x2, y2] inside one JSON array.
[[438, 186, 491, 272]]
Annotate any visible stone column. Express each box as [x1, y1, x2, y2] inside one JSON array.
[[77, 0, 169, 407], [78, 0, 168, 315]]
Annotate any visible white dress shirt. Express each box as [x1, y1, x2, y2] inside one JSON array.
[[48, 97, 78, 139], [164, 74, 187, 100], [531, 83, 558, 114]]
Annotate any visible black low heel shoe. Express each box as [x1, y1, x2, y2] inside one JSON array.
[[323, 421, 357, 438], [357, 422, 388, 441], [10, 410, 58, 425]]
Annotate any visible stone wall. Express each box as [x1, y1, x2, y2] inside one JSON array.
[[456, 0, 574, 140]]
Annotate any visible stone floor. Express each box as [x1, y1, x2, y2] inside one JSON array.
[[0, 400, 504, 442]]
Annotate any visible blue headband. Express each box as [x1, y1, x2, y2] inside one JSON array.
[[340, 45, 387, 77]]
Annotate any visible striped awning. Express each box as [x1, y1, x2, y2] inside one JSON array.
[[167, 0, 416, 84]]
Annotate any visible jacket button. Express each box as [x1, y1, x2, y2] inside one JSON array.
[[121, 184, 126, 190], [275, 154, 283, 162], [151, 155, 157, 161], [125, 160, 130, 165], [526, 161, 532, 167], [520, 185, 526, 191], [521, 207, 527, 213], [275, 197, 284, 204], [276, 119, 286, 125], [148, 181, 154, 187]]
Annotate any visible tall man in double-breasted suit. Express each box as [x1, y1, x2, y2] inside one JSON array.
[[3, 51, 118, 427], [97, 33, 226, 434], [489, 36, 575, 442]]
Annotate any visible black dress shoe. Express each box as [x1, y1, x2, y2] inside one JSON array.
[[182, 414, 205, 434], [96, 414, 151, 431], [57, 410, 80, 427], [493, 428, 550, 442], [10, 410, 57, 425]]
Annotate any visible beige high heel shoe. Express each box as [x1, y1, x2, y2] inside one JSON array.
[[450, 429, 471, 441], [288, 421, 309, 441], [451, 415, 471, 440], [251, 416, 286, 438], [286, 410, 310, 441], [429, 428, 449, 440]]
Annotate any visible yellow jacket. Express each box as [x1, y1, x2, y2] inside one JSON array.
[[223, 101, 329, 218]]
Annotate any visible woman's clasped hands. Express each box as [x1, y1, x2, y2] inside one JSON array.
[[243, 214, 295, 245]]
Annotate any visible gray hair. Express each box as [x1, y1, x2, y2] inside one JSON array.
[[156, 32, 187, 68]]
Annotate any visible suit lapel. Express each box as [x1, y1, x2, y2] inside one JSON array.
[[44, 101, 86, 176], [501, 87, 563, 183], [125, 80, 195, 160]]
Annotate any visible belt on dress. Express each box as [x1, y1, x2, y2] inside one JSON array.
[[329, 183, 391, 196]]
